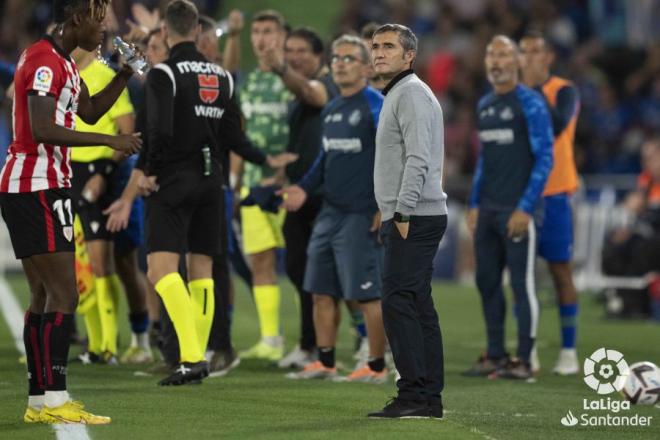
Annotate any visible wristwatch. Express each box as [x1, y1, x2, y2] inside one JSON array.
[[393, 212, 410, 223]]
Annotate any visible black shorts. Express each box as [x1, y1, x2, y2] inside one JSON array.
[[70, 160, 117, 241], [0, 188, 75, 259], [145, 166, 223, 256]]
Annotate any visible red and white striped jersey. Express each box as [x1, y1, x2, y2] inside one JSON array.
[[0, 35, 81, 193]]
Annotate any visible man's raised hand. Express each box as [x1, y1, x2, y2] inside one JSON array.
[[110, 132, 142, 155], [267, 152, 298, 168]]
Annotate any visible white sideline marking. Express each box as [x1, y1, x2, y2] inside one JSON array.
[[54, 425, 92, 440], [445, 419, 499, 440], [0, 276, 91, 440], [445, 410, 536, 418], [469, 427, 498, 440]]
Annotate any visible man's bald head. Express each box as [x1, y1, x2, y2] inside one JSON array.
[[485, 35, 519, 91], [487, 35, 518, 53]]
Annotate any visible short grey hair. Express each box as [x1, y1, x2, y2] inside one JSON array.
[[372, 23, 417, 52], [331, 34, 369, 63]]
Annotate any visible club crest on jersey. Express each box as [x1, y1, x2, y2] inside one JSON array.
[[63, 226, 73, 242], [349, 109, 362, 126], [33, 66, 53, 92], [500, 106, 514, 121], [198, 74, 219, 104]]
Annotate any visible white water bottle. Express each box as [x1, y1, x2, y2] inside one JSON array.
[[112, 36, 148, 75]]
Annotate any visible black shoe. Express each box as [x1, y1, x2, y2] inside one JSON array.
[[158, 361, 209, 386], [491, 358, 533, 380], [72, 351, 101, 365], [209, 349, 240, 377], [367, 397, 429, 419], [429, 402, 443, 420], [462, 353, 508, 377], [134, 361, 175, 377]]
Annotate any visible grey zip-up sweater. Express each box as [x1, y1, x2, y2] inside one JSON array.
[[374, 70, 448, 221]]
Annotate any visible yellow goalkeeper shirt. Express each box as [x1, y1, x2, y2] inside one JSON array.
[[72, 59, 134, 162]]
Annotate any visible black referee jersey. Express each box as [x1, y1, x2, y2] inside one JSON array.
[[136, 41, 265, 177]]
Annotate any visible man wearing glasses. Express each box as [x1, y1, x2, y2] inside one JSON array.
[[280, 35, 387, 383]]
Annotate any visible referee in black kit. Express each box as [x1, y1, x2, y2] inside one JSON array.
[[138, 0, 294, 385], [369, 24, 447, 419]]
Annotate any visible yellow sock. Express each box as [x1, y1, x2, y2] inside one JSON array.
[[254, 284, 280, 338], [84, 301, 103, 354], [155, 273, 203, 363], [95, 276, 118, 354], [188, 278, 214, 355], [108, 274, 123, 313]]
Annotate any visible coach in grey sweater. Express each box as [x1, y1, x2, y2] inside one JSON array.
[[367, 24, 448, 420], [374, 68, 447, 221]]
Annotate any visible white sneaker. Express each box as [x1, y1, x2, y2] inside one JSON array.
[[552, 348, 579, 375], [277, 345, 317, 369], [120, 346, 154, 364], [530, 346, 541, 374]]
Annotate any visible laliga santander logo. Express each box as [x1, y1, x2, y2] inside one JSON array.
[[583, 348, 630, 395], [560, 348, 654, 428], [560, 410, 579, 427]]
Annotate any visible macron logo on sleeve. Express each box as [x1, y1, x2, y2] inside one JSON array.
[[33, 66, 53, 93]]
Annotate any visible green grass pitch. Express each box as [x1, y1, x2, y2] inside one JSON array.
[[0, 273, 658, 439]]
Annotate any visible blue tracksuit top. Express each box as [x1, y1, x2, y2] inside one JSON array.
[[299, 86, 383, 214], [469, 84, 554, 215]]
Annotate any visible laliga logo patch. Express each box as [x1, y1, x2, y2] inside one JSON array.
[[583, 348, 629, 394], [33, 66, 53, 92], [198, 74, 219, 104]]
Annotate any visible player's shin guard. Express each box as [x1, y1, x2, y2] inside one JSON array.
[[84, 304, 103, 354], [41, 312, 74, 391], [24, 312, 44, 399], [559, 304, 578, 349], [253, 285, 280, 338], [95, 276, 118, 354], [155, 273, 203, 363], [188, 278, 214, 354]]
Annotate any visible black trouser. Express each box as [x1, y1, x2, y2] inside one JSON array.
[[208, 254, 233, 352], [228, 223, 253, 292], [475, 208, 538, 363], [207, 190, 233, 353], [380, 215, 447, 404], [283, 195, 322, 351]]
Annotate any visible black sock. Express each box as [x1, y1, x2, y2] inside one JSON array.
[[368, 357, 385, 372], [41, 312, 74, 391], [23, 312, 44, 396], [129, 311, 149, 334], [319, 347, 335, 368]]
